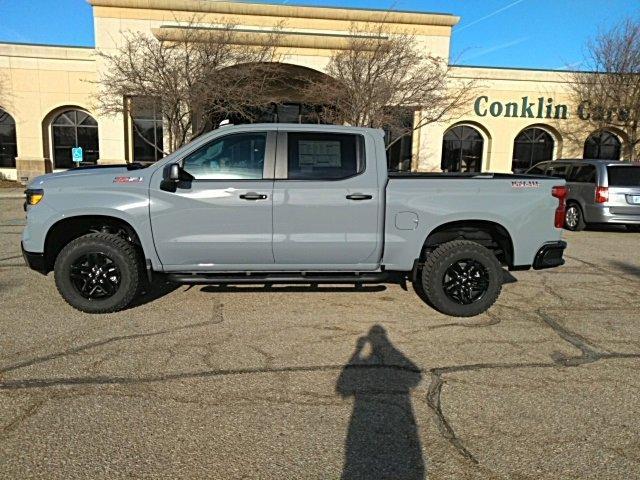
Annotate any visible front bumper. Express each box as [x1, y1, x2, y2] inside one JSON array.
[[533, 241, 567, 270], [21, 242, 47, 275]]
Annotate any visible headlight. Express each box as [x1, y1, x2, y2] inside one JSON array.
[[25, 189, 44, 206]]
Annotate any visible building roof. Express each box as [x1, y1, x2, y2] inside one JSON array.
[[87, 0, 460, 27]]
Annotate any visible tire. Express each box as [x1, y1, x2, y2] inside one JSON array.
[[418, 240, 503, 317], [54, 233, 142, 313], [564, 203, 586, 231], [626, 224, 640, 233]]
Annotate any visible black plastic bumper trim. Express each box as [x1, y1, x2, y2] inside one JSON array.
[[21, 243, 48, 275], [509, 265, 531, 272], [533, 241, 567, 270]]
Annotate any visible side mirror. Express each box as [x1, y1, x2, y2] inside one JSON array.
[[160, 163, 184, 193], [169, 164, 180, 181]]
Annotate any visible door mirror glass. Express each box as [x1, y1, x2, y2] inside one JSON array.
[[169, 163, 180, 181], [160, 163, 189, 192]]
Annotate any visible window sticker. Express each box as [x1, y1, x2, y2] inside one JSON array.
[[298, 140, 342, 168]]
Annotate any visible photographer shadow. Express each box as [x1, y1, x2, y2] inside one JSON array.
[[337, 325, 425, 480]]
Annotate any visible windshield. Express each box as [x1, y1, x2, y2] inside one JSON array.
[[607, 166, 640, 187]]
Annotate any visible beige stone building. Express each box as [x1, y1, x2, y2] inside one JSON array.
[[0, 0, 627, 183]]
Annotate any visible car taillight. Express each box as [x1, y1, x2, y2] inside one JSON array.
[[552, 185, 568, 229], [595, 186, 609, 204]]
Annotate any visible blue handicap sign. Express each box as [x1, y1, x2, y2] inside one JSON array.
[[72, 147, 83, 163]]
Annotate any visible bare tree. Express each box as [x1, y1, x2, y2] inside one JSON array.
[[567, 18, 640, 160], [95, 19, 283, 155], [303, 24, 476, 151]]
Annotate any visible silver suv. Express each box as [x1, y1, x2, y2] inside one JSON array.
[[527, 159, 640, 232]]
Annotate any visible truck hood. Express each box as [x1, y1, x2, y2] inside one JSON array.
[[28, 163, 150, 189]]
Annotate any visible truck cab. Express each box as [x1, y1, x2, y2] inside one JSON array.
[[150, 124, 385, 272]]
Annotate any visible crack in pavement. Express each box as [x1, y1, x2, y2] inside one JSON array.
[[537, 310, 609, 366], [423, 307, 640, 464], [2, 306, 640, 464], [1, 397, 47, 435], [0, 363, 419, 390], [0, 313, 225, 375], [1, 293, 639, 468], [0, 255, 23, 262], [565, 254, 640, 283]]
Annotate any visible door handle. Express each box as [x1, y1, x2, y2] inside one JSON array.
[[346, 194, 373, 201], [240, 192, 268, 201]]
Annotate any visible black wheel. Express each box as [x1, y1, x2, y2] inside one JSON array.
[[564, 203, 586, 231], [54, 233, 142, 313], [419, 240, 503, 317], [626, 224, 640, 232]]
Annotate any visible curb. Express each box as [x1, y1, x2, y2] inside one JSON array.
[[0, 189, 24, 199]]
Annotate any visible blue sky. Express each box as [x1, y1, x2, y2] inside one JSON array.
[[0, 0, 638, 70]]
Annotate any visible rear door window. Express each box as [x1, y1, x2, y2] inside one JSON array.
[[547, 164, 571, 179], [287, 133, 364, 180], [527, 163, 547, 175], [569, 165, 596, 183], [607, 166, 640, 187]]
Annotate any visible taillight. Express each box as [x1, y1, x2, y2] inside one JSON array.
[[595, 186, 609, 204], [552, 185, 568, 229]]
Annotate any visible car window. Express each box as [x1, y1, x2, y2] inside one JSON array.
[[287, 133, 364, 180], [182, 133, 267, 180], [527, 163, 547, 175], [607, 166, 640, 187], [569, 165, 596, 183], [547, 164, 571, 179]]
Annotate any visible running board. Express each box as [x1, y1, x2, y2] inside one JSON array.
[[165, 272, 391, 285]]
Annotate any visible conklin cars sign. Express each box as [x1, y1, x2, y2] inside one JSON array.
[[474, 96, 631, 122], [474, 96, 569, 120]]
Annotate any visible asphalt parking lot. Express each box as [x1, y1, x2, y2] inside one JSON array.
[[1, 196, 639, 480]]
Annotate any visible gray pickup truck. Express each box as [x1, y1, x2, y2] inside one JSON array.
[[22, 124, 567, 317]]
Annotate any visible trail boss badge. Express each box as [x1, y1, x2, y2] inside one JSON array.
[[113, 176, 144, 184]]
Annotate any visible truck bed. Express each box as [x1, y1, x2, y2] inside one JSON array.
[[382, 172, 564, 271]]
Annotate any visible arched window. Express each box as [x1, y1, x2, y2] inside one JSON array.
[[441, 125, 483, 172], [0, 109, 17, 168], [51, 109, 99, 169], [584, 131, 621, 160], [512, 127, 554, 173]]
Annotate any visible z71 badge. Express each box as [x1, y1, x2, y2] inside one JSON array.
[[113, 176, 144, 184], [512, 180, 540, 189]]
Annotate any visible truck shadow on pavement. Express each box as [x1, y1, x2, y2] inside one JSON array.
[[610, 260, 640, 279], [337, 325, 425, 480], [127, 280, 182, 309], [201, 285, 387, 294]]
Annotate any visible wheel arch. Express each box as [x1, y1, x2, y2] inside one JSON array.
[[43, 215, 147, 273], [419, 220, 515, 268]]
